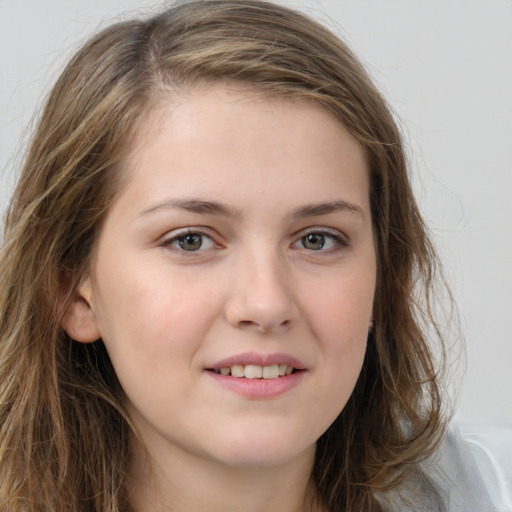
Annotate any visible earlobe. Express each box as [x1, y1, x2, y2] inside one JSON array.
[[59, 277, 101, 343]]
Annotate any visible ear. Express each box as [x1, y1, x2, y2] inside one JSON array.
[[60, 277, 101, 343]]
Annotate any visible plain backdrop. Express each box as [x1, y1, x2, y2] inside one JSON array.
[[1, 0, 511, 428]]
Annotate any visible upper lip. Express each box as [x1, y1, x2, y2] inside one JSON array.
[[207, 352, 306, 371]]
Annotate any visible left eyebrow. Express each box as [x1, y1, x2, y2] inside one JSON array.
[[138, 197, 365, 221], [291, 200, 366, 221]]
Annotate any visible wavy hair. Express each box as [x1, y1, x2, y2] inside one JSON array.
[[0, 1, 450, 510]]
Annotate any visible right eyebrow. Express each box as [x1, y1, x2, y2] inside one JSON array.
[[139, 198, 242, 218]]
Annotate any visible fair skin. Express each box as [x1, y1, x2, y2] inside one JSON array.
[[63, 86, 376, 512]]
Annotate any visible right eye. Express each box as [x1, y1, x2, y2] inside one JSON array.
[[163, 231, 216, 252]]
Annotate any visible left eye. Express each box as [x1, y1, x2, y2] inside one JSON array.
[[294, 232, 344, 251], [165, 232, 216, 252]]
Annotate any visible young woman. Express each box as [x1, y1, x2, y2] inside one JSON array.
[[0, 1, 490, 511]]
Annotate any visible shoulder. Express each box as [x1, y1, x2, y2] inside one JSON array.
[[411, 427, 509, 511], [446, 426, 512, 512], [429, 428, 497, 511], [377, 426, 510, 511]]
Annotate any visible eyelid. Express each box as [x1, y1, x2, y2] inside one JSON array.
[[292, 226, 349, 251], [158, 225, 348, 254], [160, 227, 220, 252]]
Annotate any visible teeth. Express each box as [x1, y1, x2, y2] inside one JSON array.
[[244, 364, 263, 379], [262, 364, 279, 379], [214, 364, 295, 379], [231, 365, 245, 378]]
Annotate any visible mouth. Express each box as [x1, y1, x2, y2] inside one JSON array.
[[205, 354, 306, 398], [209, 363, 298, 379]]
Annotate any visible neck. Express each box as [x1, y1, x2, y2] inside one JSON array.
[[128, 437, 322, 512]]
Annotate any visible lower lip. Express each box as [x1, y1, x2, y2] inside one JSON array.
[[205, 370, 306, 398]]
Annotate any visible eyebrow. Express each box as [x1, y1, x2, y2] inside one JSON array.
[[291, 200, 365, 220], [139, 198, 242, 218], [139, 197, 365, 221]]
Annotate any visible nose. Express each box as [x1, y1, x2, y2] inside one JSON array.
[[224, 250, 300, 334]]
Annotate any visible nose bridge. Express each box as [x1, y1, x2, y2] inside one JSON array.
[[225, 239, 298, 333]]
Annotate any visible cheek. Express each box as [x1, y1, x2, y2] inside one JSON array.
[[305, 268, 374, 393], [305, 268, 375, 338], [91, 266, 228, 400]]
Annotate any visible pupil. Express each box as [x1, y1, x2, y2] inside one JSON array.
[[179, 233, 202, 251], [304, 233, 325, 250]]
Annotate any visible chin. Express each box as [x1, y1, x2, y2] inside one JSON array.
[[216, 448, 314, 470], [205, 428, 317, 470]]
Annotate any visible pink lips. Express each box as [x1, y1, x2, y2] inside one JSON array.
[[207, 352, 306, 371], [205, 352, 307, 399]]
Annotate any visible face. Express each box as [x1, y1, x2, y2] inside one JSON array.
[[75, 86, 376, 471]]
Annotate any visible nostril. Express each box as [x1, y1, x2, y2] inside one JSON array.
[[237, 320, 262, 331], [236, 318, 292, 332]]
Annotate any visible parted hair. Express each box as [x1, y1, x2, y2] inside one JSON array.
[[0, 1, 449, 510]]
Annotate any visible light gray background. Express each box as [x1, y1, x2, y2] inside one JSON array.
[[1, 0, 511, 428]]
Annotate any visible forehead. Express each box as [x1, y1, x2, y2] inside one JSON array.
[[115, 85, 370, 217], [132, 83, 363, 156]]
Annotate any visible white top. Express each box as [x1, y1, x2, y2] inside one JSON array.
[[455, 426, 512, 512], [390, 426, 512, 511]]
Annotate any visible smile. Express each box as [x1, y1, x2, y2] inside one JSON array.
[[212, 364, 295, 379], [206, 353, 307, 397]]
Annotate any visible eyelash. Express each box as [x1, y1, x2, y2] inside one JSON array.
[[161, 229, 217, 253], [160, 227, 348, 254], [292, 228, 348, 253]]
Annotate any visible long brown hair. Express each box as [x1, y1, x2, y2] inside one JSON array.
[[0, 1, 450, 510]]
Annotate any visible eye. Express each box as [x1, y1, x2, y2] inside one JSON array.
[[301, 233, 329, 250], [293, 230, 346, 252], [163, 231, 216, 252]]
